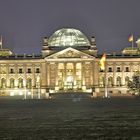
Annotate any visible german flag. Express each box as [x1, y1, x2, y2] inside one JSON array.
[[100, 53, 106, 70], [128, 35, 133, 42], [0, 36, 2, 46]]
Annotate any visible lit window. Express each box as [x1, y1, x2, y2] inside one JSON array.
[[18, 78, 23, 88], [10, 78, 15, 88], [76, 63, 82, 69], [58, 63, 64, 69], [27, 78, 32, 89], [108, 77, 113, 87], [1, 78, 6, 88], [125, 76, 129, 86], [116, 76, 121, 86]]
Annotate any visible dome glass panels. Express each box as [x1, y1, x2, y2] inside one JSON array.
[[48, 28, 90, 47]]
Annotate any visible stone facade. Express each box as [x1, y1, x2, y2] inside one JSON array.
[[0, 28, 139, 98]]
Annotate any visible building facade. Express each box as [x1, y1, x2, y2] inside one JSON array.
[[0, 28, 139, 98]]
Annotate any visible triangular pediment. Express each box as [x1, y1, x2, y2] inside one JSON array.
[[45, 47, 94, 59]]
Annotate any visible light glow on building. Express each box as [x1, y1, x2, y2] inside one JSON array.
[[0, 28, 139, 98]]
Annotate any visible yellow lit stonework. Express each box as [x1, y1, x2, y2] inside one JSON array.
[[0, 28, 140, 98]]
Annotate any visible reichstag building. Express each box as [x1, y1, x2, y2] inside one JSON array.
[[0, 28, 139, 98]]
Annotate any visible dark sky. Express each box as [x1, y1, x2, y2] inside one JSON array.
[[0, 0, 140, 54]]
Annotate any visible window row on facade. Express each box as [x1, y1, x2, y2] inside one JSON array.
[[0, 67, 40, 74], [99, 76, 130, 87], [0, 77, 41, 89], [107, 66, 130, 72]]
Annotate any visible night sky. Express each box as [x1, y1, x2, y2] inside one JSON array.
[[0, 0, 140, 54]]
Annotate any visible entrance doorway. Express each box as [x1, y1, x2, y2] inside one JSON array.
[[66, 75, 73, 90], [57, 63, 82, 90], [66, 64, 74, 90]]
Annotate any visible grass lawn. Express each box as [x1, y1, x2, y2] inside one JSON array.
[[0, 94, 140, 140]]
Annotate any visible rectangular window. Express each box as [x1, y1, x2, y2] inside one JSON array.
[[108, 67, 112, 72], [117, 67, 121, 72], [19, 68, 23, 74], [36, 68, 40, 73], [125, 67, 129, 72], [10, 68, 14, 74], [27, 68, 31, 73]]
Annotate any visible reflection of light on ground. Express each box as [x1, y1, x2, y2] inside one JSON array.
[[28, 92, 31, 95], [8, 89, 28, 96], [72, 95, 82, 102], [49, 89, 55, 93], [66, 76, 73, 82], [10, 92, 14, 96], [19, 91, 23, 96], [86, 89, 92, 93]]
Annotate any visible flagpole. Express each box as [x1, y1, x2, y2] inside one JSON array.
[[132, 34, 134, 48], [0, 36, 2, 50], [100, 53, 108, 98], [104, 58, 108, 98]]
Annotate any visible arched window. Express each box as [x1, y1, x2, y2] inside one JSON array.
[[108, 77, 113, 87], [10, 78, 15, 88], [99, 76, 105, 87], [117, 76, 121, 86], [125, 76, 129, 86], [1, 78, 6, 88], [36, 76, 40, 88], [18, 78, 23, 88], [27, 78, 32, 89]]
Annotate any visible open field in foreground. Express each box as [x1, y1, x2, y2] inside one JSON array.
[[0, 94, 140, 140]]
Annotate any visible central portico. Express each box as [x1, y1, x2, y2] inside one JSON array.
[[45, 47, 96, 91]]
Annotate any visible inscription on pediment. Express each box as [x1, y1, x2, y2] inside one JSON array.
[[58, 50, 81, 58], [46, 47, 94, 59]]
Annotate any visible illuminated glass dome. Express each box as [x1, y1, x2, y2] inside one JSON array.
[[48, 28, 90, 48]]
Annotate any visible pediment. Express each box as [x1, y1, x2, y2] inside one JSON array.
[[45, 47, 94, 59]]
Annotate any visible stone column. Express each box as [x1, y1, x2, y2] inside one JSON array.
[[82, 62, 86, 90], [6, 64, 9, 88], [113, 63, 116, 86], [122, 63, 125, 86], [23, 63, 26, 86], [64, 63, 67, 90], [82, 62, 85, 86], [47, 63, 50, 87], [73, 63, 76, 89], [41, 62, 47, 88], [55, 63, 59, 90], [130, 63, 133, 78], [91, 61, 94, 87], [93, 61, 99, 93], [93, 61, 99, 86], [15, 64, 18, 88]]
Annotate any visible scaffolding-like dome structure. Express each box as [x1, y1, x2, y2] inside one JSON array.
[[48, 28, 90, 48]]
